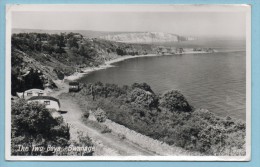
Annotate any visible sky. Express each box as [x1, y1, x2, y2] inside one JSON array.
[[11, 5, 248, 38]]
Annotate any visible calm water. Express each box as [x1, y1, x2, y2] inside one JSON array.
[[79, 49, 246, 120]]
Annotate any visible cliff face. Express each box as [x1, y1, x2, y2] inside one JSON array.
[[99, 32, 193, 43]]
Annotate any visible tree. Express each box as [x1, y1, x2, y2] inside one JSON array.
[[159, 90, 193, 112], [94, 108, 107, 122], [68, 36, 79, 49], [129, 88, 158, 109], [11, 100, 70, 155], [116, 48, 125, 56], [131, 82, 154, 93]]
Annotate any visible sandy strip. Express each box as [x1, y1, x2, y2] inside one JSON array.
[[64, 54, 160, 81], [64, 49, 224, 81]]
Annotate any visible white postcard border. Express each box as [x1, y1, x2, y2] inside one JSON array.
[[5, 4, 251, 161]]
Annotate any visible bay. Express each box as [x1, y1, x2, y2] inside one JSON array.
[[78, 42, 246, 121]]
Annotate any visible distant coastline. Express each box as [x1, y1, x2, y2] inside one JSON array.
[[65, 47, 248, 82], [65, 54, 160, 81], [65, 50, 219, 81]]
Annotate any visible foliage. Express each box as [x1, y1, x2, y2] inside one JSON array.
[[75, 131, 94, 156], [118, 133, 126, 140], [81, 82, 128, 99], [159, 90, 193, 112], [94, 108, 107, 123], [170, 109, 246, 155], [71, 82, 246, 156], [116, 48, 126, 56], [101, 125, 112, 134], [11, 68, 45, 95], [11, 100, 70, 155], [131, 82, 154, 93], [11, 32, 156, 95], [129, 88, 158, 109], [81, 118, 112, 134], [11, 32, 154, 70], [61, 131, 94, 156], [83, 111, 90, 119]]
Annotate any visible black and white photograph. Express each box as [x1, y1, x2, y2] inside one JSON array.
[[5, 4, 251, 161]]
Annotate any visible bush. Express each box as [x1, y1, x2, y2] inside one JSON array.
[[131, 82, 154, 93], [101, 125, 112, 134], [118, 133, 126, 140], [11, 100, 70, 155], [63, 131, 94, 156], [94, 108, 107, 122], [83, 111, 90, 119], [116, 48, 126, 56], [159, 90, 193, 112], [129, 88, 159, 109]]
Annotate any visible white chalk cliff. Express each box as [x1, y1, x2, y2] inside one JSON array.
[[99, 32, 189, 43]]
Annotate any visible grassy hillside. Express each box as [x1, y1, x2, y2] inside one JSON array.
[[11, 32, 156, 95]]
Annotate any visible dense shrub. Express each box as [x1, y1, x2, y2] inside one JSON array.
[[80, 82, 127, 99], [11, 68, 45, 95], [12, 33, 154, 70], [101, 125, 112, 134], [118, 133, 126, 140], [12, 99, 95, 156], [65, 131, 94, 156], [94, 108, 107, 123], [159, 90, 193, 112], [11, 100, 70, 155], [72, 82, 245, 156], [131, 82, 154, 93], [11, 32, 157, 96], [129, 88, 158, 109], [116, 48, 126, 56], [83, 111, 90, 119], [169, 109, 245, 155]]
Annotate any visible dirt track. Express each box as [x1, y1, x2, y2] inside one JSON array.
[[58, 95, 156, 156]]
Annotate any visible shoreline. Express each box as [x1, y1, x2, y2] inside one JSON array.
[[63, 51, 213, 81], [63, 48, 242, 82], [64, 54, 160, 81]]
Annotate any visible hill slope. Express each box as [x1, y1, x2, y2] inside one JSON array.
[[11, 32, 158, 95], [12, 28, 141, 38]]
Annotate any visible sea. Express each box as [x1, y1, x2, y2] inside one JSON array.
[[78, 39, 247, 121]]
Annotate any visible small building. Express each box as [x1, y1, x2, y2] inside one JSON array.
[[69, 82, 80, 92], [16, 88, 47, 99], [27, 96, 60, 111]]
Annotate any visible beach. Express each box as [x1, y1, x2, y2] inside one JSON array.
[[64, 50, 219, 81], [64, 54, 159, 81]]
